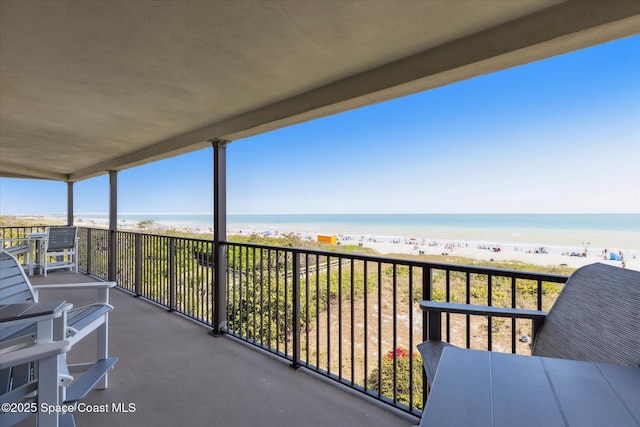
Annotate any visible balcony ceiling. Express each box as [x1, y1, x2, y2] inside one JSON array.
[[1, 0, 639, 182]]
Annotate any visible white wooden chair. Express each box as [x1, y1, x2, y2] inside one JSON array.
[[42, 226, 78, 277], [0, 339, 73, 427], [0, 250, 118, 413], [0, 237, 31, 270]]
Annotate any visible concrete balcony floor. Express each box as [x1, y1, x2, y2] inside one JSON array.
[[24, 271, 417, 427]]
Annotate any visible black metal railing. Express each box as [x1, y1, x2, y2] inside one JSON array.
[[77, 228, 215, 325], [1, 225, 569, 416], [222, 242, 567, 413], [0, 225, 49, 268]]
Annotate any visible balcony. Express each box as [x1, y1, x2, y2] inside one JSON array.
[[2, 4, 638, 424], [3, 225, 569, 424], [29, 271, 413, 427]]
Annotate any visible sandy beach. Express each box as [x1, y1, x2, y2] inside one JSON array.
[[236, 227, 639, 271], [13, 214, 640, 272], [346, 238, 639, 271]]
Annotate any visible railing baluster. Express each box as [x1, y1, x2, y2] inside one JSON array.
[[292, 251, 301, 369], [392, 262, 398, 403], [445, 269, 451, 342], [488, 274, 493, 351], [252, 247, 257, 342], [135, 233, 142, 296], [377, 261, 382, 399], [284, 250, 289, 357], [267, 248, 273, 349], [326, 254, 331, 375], [537, 279, 543, 311], [86, 227, 92, 275], [348, 257, 354, 384], [363, 260, 368, 390], [315, 253, 320, 369], [169, 238, 176, 311], [275, 248, 280, 354], [337, 256, 343, 380], [465, 271, 471, 348], [240, 246, 246, 339], [304, 253, 310, 366], [408, 265, 414, 410], [511, 277, 517, 353]]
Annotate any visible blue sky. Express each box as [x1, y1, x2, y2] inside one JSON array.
[[1, 35, 639, 215]]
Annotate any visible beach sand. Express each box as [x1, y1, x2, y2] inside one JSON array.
[[233, 226, 639, 272], [349, 239, 639, 271], [13, 215, 639, 271]]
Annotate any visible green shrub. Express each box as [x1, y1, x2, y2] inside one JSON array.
[[368, 347, 424, 410]]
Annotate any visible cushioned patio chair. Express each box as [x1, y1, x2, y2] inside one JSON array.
[[417, 263, 640, 388], [42, 226, 79, 277], [0, 250, 118, 407]]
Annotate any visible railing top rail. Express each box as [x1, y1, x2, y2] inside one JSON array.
[[222, 240, 569, 283], [77, 226, 214, 243], [65, 226, 568, 283], [63, 225, 562, 282]]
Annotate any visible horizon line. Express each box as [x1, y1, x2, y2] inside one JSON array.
[[3, 212, 639, 216]]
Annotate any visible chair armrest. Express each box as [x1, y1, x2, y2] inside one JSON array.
[[32, 282, 117, 292], [420, 301, 546, 319], [32, 282, 117, 305], [0, 311, 64, 329], [0, 302, 70, 329], [1, 238, 30, 251], [1, 237, 30, 243], [420, 300, 547, 341], [0, 340, 71, 369]]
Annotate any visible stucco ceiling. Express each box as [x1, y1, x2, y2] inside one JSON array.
[[1, 0, 639, 182]]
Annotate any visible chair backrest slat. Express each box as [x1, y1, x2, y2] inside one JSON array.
[[532, 263, 640, 366], [45, 226, 77, 251], [0, 251, 36, 304]]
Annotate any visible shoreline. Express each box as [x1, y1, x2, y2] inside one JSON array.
[[6, 214, 639, 271], [349, 238, 638, 270]]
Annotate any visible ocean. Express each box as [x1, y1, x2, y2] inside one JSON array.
[[68, 213, 640, 252]]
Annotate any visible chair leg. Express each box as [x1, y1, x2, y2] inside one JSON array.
[[28, 240, 34, 275], [96, 318, 109, 389], [0, 367, 10, 394], [37, 353, 63, 427], [10, 363, 30, 389]]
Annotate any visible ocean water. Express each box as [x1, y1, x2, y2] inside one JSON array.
[[70, 213, 640, 252]]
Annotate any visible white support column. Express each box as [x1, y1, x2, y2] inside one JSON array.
[[210, 138, 229, 335]]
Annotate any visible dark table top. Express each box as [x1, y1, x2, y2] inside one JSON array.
[[420, 347, 640, 427], [0, 301, 67, 323]]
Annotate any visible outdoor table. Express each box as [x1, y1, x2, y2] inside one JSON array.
[[0, 301, 67, 324], [26, 231, 47, 275], [420, 347, 640, 427]]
